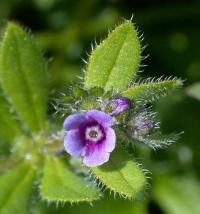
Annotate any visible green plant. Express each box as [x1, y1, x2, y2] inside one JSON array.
[[0, 20, 182, 213]]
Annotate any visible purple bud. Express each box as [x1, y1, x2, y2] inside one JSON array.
[[130, 113, 155, 136], [63, 110, 116, 167], [107, 97, 130, 116]]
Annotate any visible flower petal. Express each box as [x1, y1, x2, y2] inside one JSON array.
[[64, 130, 85, 157], [63, 113, 87, 131], [86, 110, 114, 127], [83, 145, 110, 167], [103, 127, 116, 152]]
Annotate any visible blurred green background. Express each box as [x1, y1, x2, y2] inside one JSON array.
[[0, 0, 200, 213]]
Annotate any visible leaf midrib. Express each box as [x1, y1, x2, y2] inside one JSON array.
[[57, 164, 92, 200], [44, 159, 98, 201], [103, 29, 130, 90], [108, 158, 136, 195], [12, 31, 41, 130]]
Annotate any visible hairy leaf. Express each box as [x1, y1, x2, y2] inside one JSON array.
[[153, 175, 200, 214], [30, 194, 148, 214], [133, 132, 182, 149], [0, 94, 22, 142], [40, 156, 100, 202], [123, 78, 183, 103], [0, 22, 48, 132], [84, 21, 141, 92], [91, 146, 146, 199], [0, 162, 36, 214]]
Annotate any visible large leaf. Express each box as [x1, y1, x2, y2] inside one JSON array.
[[0, 93, 22, 142], [91, 147, 146, 199], [84, 21, 141, 92], [0, 162, 36, 214], [0, 22, 48, 132], [123, 78, 183, 103], [40, 156, 100, 202], [153, 175, 200, 214]]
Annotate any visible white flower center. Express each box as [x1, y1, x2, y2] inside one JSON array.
[[85, 126, 103, 143]]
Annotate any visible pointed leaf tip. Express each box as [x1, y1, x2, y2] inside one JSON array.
[[84, 21, 141, 92]]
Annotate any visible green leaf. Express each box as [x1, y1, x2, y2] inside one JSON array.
[[0, 93, 22, 142], [133, 132, 182, 149], [84, 21, 141, 92], [123, 78, 183, 103], [0, 22, 48, 132], [0, 162, 36, 214], [91, 146, 146, 199], [40, 156, 100, 203], [65, 194, 148, 214], [30, 194, 148, 214], [153, 175, 200, 214], [186, 82, 200, 101]]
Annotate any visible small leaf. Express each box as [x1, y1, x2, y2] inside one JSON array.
[[0, 162, 36, 214], [0, 22, 48, 132], [84, 21, 141, 92], [0, 93, 22, 142], [91, 146, 146, 199], [186, 82, 200, 101], [133, 132, 182, 149], [153, 175, 200, 214], [40, 156, 100, 202], [123, 78, 183, 103]]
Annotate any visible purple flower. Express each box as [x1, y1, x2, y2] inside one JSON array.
[[63, 110, 116, 167], [107, 97, 130, 116]]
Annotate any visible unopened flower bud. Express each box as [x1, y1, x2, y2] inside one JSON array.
[[129, 113, 155, 136], [106, 97, 130, 116]]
